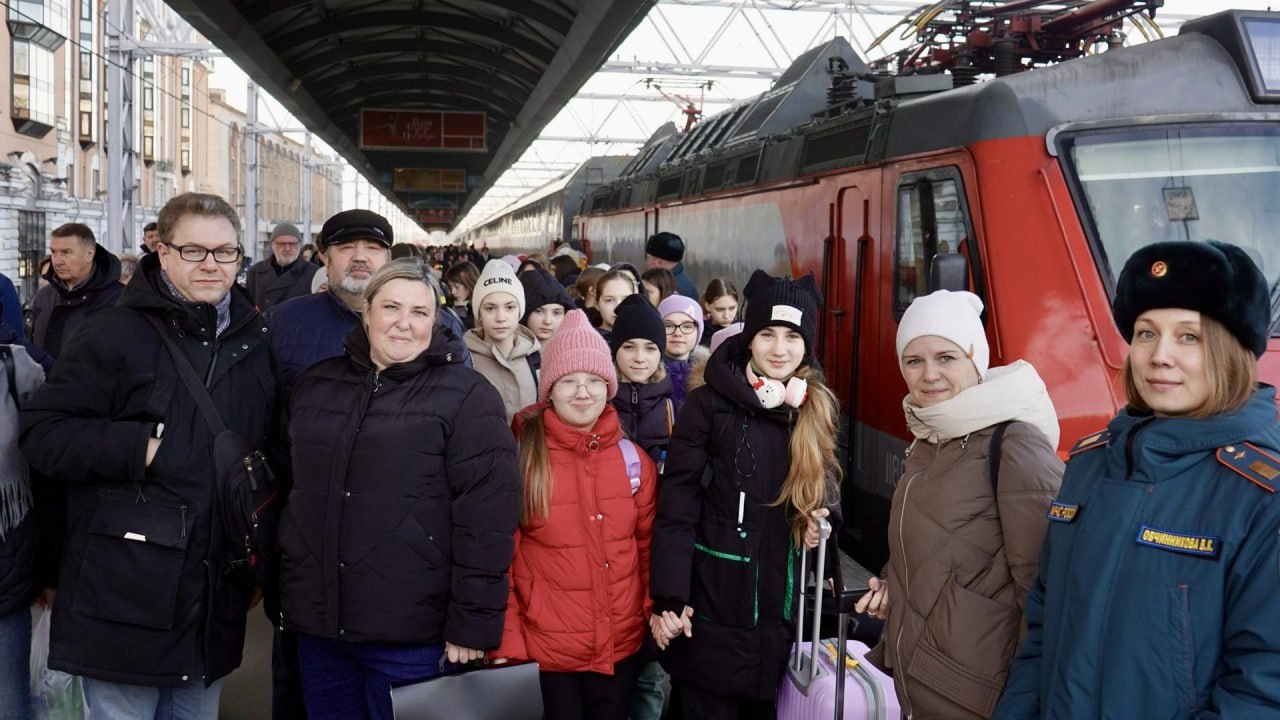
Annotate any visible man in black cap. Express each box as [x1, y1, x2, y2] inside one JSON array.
[[645, 231, 698, 299], [245, 222, 316, 312]]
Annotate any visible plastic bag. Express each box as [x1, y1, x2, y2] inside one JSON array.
[[28, 607, 86, 720]]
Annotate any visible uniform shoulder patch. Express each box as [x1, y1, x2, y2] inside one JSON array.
[[1068, 430, 1110, 457], [1216, 443, 1280, 494]]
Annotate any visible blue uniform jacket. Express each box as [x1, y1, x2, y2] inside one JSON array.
[[995, 387, 1280, 719], [268, 290, 472, 394]]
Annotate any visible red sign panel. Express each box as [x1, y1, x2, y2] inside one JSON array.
[[417, 208, 457, 223], [359, 109, 486, 152]]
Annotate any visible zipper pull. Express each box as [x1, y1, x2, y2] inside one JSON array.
[[180, 506, 187, 538], [658, 450, 666, 475], [371, 370, 382, 393], [631, 386, 638, 404]]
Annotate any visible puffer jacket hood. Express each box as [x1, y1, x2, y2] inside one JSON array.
[[904, 359, 1061, 449], [464, 325, 541, 421], [497, 404, 657, 674], [870, 376, 1063, 718]]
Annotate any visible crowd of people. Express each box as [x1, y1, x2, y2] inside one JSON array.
[[0, 190, 1277, 720]]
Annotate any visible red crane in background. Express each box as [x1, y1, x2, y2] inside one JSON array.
[[644, 78, 713, 132]]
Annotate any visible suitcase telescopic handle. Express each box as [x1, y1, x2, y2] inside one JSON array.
[[790, 516, 831, 682]]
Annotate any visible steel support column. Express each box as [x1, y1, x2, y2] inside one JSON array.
[[107, 0, 136, 256]]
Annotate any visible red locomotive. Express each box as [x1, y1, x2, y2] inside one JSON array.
[[573, 5, 1280, 568]]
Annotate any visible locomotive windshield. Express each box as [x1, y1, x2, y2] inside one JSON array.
[[1061, 125, 1280, 322]]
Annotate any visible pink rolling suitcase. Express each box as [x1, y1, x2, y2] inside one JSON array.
[[776, 517, 902, 720]]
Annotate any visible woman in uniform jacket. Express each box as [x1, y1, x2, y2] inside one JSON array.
[[995, 240, 1280, 719], [856, 289, 1063, 719], [649, 270, 841, 719], [279, 258, 521, 720], [495, 309, 657, 720], [463, 259, 541, 422]]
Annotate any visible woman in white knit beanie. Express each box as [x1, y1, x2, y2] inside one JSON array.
[[857, 289, 1064, 719]]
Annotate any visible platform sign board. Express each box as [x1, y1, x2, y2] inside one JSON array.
[[360, 110, 486, 152], [394, 168, 467, 193], [417, 208, 457, 223]]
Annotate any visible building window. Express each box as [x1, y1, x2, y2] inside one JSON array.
[[181, 107, 190, 129], [17, 210, 46, 303], [181, 66, 190, 86], [76, 0, 95, 148], [12, 38, 55, 136], [8, 0, 67, 52]]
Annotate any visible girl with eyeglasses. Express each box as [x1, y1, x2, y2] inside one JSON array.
[[495, 309, 658, 720], [657, 295, 708, 408], [649, 270, 842, 719]]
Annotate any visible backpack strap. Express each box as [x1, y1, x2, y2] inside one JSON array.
[[988, 421, 1013, 494], [144, 314, 227, 435], [619, 439, 642, 495]]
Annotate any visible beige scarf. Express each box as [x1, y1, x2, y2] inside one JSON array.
[[903, 359, 1061, 448]]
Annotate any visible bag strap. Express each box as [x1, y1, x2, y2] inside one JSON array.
[[988, 421, 1013, 495], [0, 346, 18, 410], [144, 314, 227, 435], [619, 439, 642, 495]]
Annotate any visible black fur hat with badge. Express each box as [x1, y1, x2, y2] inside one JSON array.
[[1113, 240, 1271, 357]]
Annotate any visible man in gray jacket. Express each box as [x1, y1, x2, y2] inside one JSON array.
[[245, 223, 315, 312]]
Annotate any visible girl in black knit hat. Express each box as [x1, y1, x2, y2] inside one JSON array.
[[649, 269, 842, 719]]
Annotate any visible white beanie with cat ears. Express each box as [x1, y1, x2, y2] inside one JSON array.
[[895, 290, 990, 377]]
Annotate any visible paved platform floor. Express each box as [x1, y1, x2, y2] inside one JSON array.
[[218, 551, 875, 718]]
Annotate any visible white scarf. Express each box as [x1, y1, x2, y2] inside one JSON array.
[[903, 359, 1061, 449]]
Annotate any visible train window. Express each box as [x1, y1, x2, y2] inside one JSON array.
[[893, 168, 978, 318], [1060, 125, 1280, 329]]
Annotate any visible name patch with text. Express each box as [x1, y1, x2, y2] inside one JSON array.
[[1136, 525, 1220, 558], [1047, 502, 1079, 523]]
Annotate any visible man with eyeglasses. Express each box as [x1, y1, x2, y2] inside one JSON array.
[[246, 222, 317, 313], [20, 192, 281, 720]]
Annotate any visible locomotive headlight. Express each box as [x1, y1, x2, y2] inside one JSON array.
[[1242, 17, 1280, 96]]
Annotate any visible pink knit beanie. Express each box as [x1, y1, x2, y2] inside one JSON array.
[[538, 309, 618, 401]]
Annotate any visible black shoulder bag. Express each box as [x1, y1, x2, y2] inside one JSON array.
[[145, 315, 279, 586]]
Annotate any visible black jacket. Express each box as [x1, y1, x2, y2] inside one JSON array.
[[0, 514, 36, 617], [29, 245, 124, 358], [20, 252, 279, 687], [245, 257, 314, 313], [279, 323, 520, 649], [650, 334, 839, 700], [612, 378, 675, 465]]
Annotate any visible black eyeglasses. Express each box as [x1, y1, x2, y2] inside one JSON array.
[[165, 243, 243, 264], [664, 321, 698, 335]]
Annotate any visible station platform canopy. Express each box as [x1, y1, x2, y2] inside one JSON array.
[[166, 0, 656, 231]]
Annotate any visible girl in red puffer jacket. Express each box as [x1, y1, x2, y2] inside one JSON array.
[[496, 309, 657, 720]]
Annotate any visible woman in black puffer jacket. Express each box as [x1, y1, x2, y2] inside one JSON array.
[[279, 259, 521, 720], [650, 271, 843, 719]]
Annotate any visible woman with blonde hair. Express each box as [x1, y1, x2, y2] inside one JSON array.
[[996, 241, 1280, 718], [857, 289, 1063, 719], [649, 270, 842, 718]]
